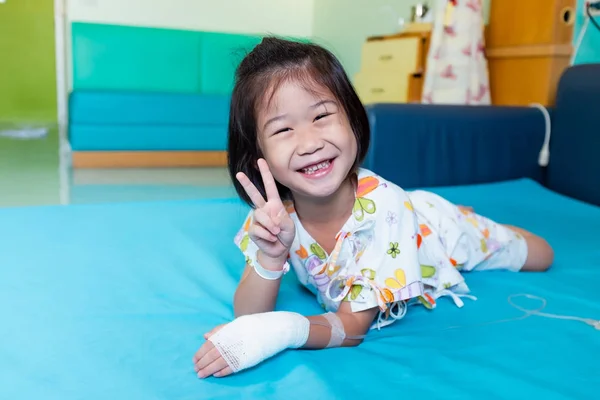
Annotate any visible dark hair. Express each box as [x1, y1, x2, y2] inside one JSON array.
[[227, 36, 370, 207]]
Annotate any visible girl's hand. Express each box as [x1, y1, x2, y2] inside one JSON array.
[[193, 325, 233, 379], [236, 159, 295, 267], [193, 312, 310, 378]]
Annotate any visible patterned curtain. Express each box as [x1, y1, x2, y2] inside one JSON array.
[[422, 0, 491, 105]]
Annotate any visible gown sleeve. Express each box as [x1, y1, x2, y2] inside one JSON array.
[[233, 210, 260, 268]]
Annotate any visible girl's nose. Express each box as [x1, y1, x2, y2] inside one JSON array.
[[296, 128, 325, 155]]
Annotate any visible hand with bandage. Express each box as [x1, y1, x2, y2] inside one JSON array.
[[193, 311, 310, 378], [193, 303, 377, 378]]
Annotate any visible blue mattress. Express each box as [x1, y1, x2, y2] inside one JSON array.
[[1, 179, 599, 399]]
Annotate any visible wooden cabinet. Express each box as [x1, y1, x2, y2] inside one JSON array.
[[485, 0, 576, 106], [486, 0, 575, 47], [354, 31, 430, 104]]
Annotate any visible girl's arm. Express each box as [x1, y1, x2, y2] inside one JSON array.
[[302, 302, 378, 349], [231, 160, 296, 317], [233, 253, 288, 317], [193, 303, 378, 378]]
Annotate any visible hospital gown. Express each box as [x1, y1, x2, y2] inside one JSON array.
[[234, 168, 527, 327]]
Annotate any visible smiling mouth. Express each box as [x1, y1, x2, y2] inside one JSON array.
[[298, 159, 334, 175]]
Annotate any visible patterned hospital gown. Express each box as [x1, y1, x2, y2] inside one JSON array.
[[234, 168, 527, 327]]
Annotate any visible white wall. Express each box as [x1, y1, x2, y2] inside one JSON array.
[[67, 0, 315, 37]]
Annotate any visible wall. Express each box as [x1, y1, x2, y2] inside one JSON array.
[[67, 0, 314, 38], [0, 0, 59, 206], [573, 0, 600, 64], [312, 0, 491, 80], [312, 0, 413, 81], [0, 0, 57, 122]]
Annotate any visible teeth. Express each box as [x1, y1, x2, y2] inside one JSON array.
[[302, 160, 330, 174]]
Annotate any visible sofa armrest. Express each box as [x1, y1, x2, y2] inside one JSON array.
[[363, 103, 547, 188], [547, 64, 600, 206]]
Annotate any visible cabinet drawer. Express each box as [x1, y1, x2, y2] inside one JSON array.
[[354, 72, 408, 104], [361, 37, 421, 73]]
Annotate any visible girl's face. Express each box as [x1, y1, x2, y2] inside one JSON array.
[[256, 80, 358, 201]]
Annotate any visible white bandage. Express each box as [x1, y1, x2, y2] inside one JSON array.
[[249, 250, 290, 281], [253, 258, 290, 280], [208, 311, 309, 373], [322, 312, 346, 348]]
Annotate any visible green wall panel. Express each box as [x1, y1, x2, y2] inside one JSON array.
[[199, 33, 310, 94], [199, 32, 263, 95], [72, 23, 203, 93], [71, 23, 310, 95], [0, 0, 59, 205], [0, 0, 57, 122]]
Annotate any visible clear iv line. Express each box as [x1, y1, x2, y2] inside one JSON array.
[[507, 294, 600, 328], [364, 294, 600, 341]]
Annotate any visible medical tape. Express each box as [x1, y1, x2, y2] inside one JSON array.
[[310, 312, 367, 348]]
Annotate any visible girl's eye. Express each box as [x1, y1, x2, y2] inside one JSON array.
[[314, 113, 331, 122], [274, 127, 291, 135]]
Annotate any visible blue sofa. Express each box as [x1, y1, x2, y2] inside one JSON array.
[[1, 65, 599, 399], [365, 64, 600, 207], [66, 23, 304, 167], [69, 91, 230, 152]]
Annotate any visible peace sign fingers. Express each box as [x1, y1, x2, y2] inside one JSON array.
[[236, 172, 267, 209], [257, 159, 282, 204], [235, 159, 282, 209], [236, 159, 296, 259]]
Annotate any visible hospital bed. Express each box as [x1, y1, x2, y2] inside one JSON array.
[[1, 64, 598, 399]]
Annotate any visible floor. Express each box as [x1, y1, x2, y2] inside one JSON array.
[[0, 128, 235, 208]]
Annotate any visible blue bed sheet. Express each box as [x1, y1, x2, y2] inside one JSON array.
[[1, 179, 599, 399]]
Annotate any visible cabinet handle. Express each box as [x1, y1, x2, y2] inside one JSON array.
[[371, 88, 385, 94], [379, 54, 393, 61], [560, 6, 574, 26]]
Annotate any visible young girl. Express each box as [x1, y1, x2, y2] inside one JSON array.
[[192, 37, 554, 379]]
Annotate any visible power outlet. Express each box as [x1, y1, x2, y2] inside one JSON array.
[[584, 1, 600, 17]]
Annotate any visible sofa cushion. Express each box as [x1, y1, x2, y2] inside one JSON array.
[[68, 91, 230, 151], [69, 125, 227, 151], [364, 103, 546, 188], [69, 91, 230, 126]]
